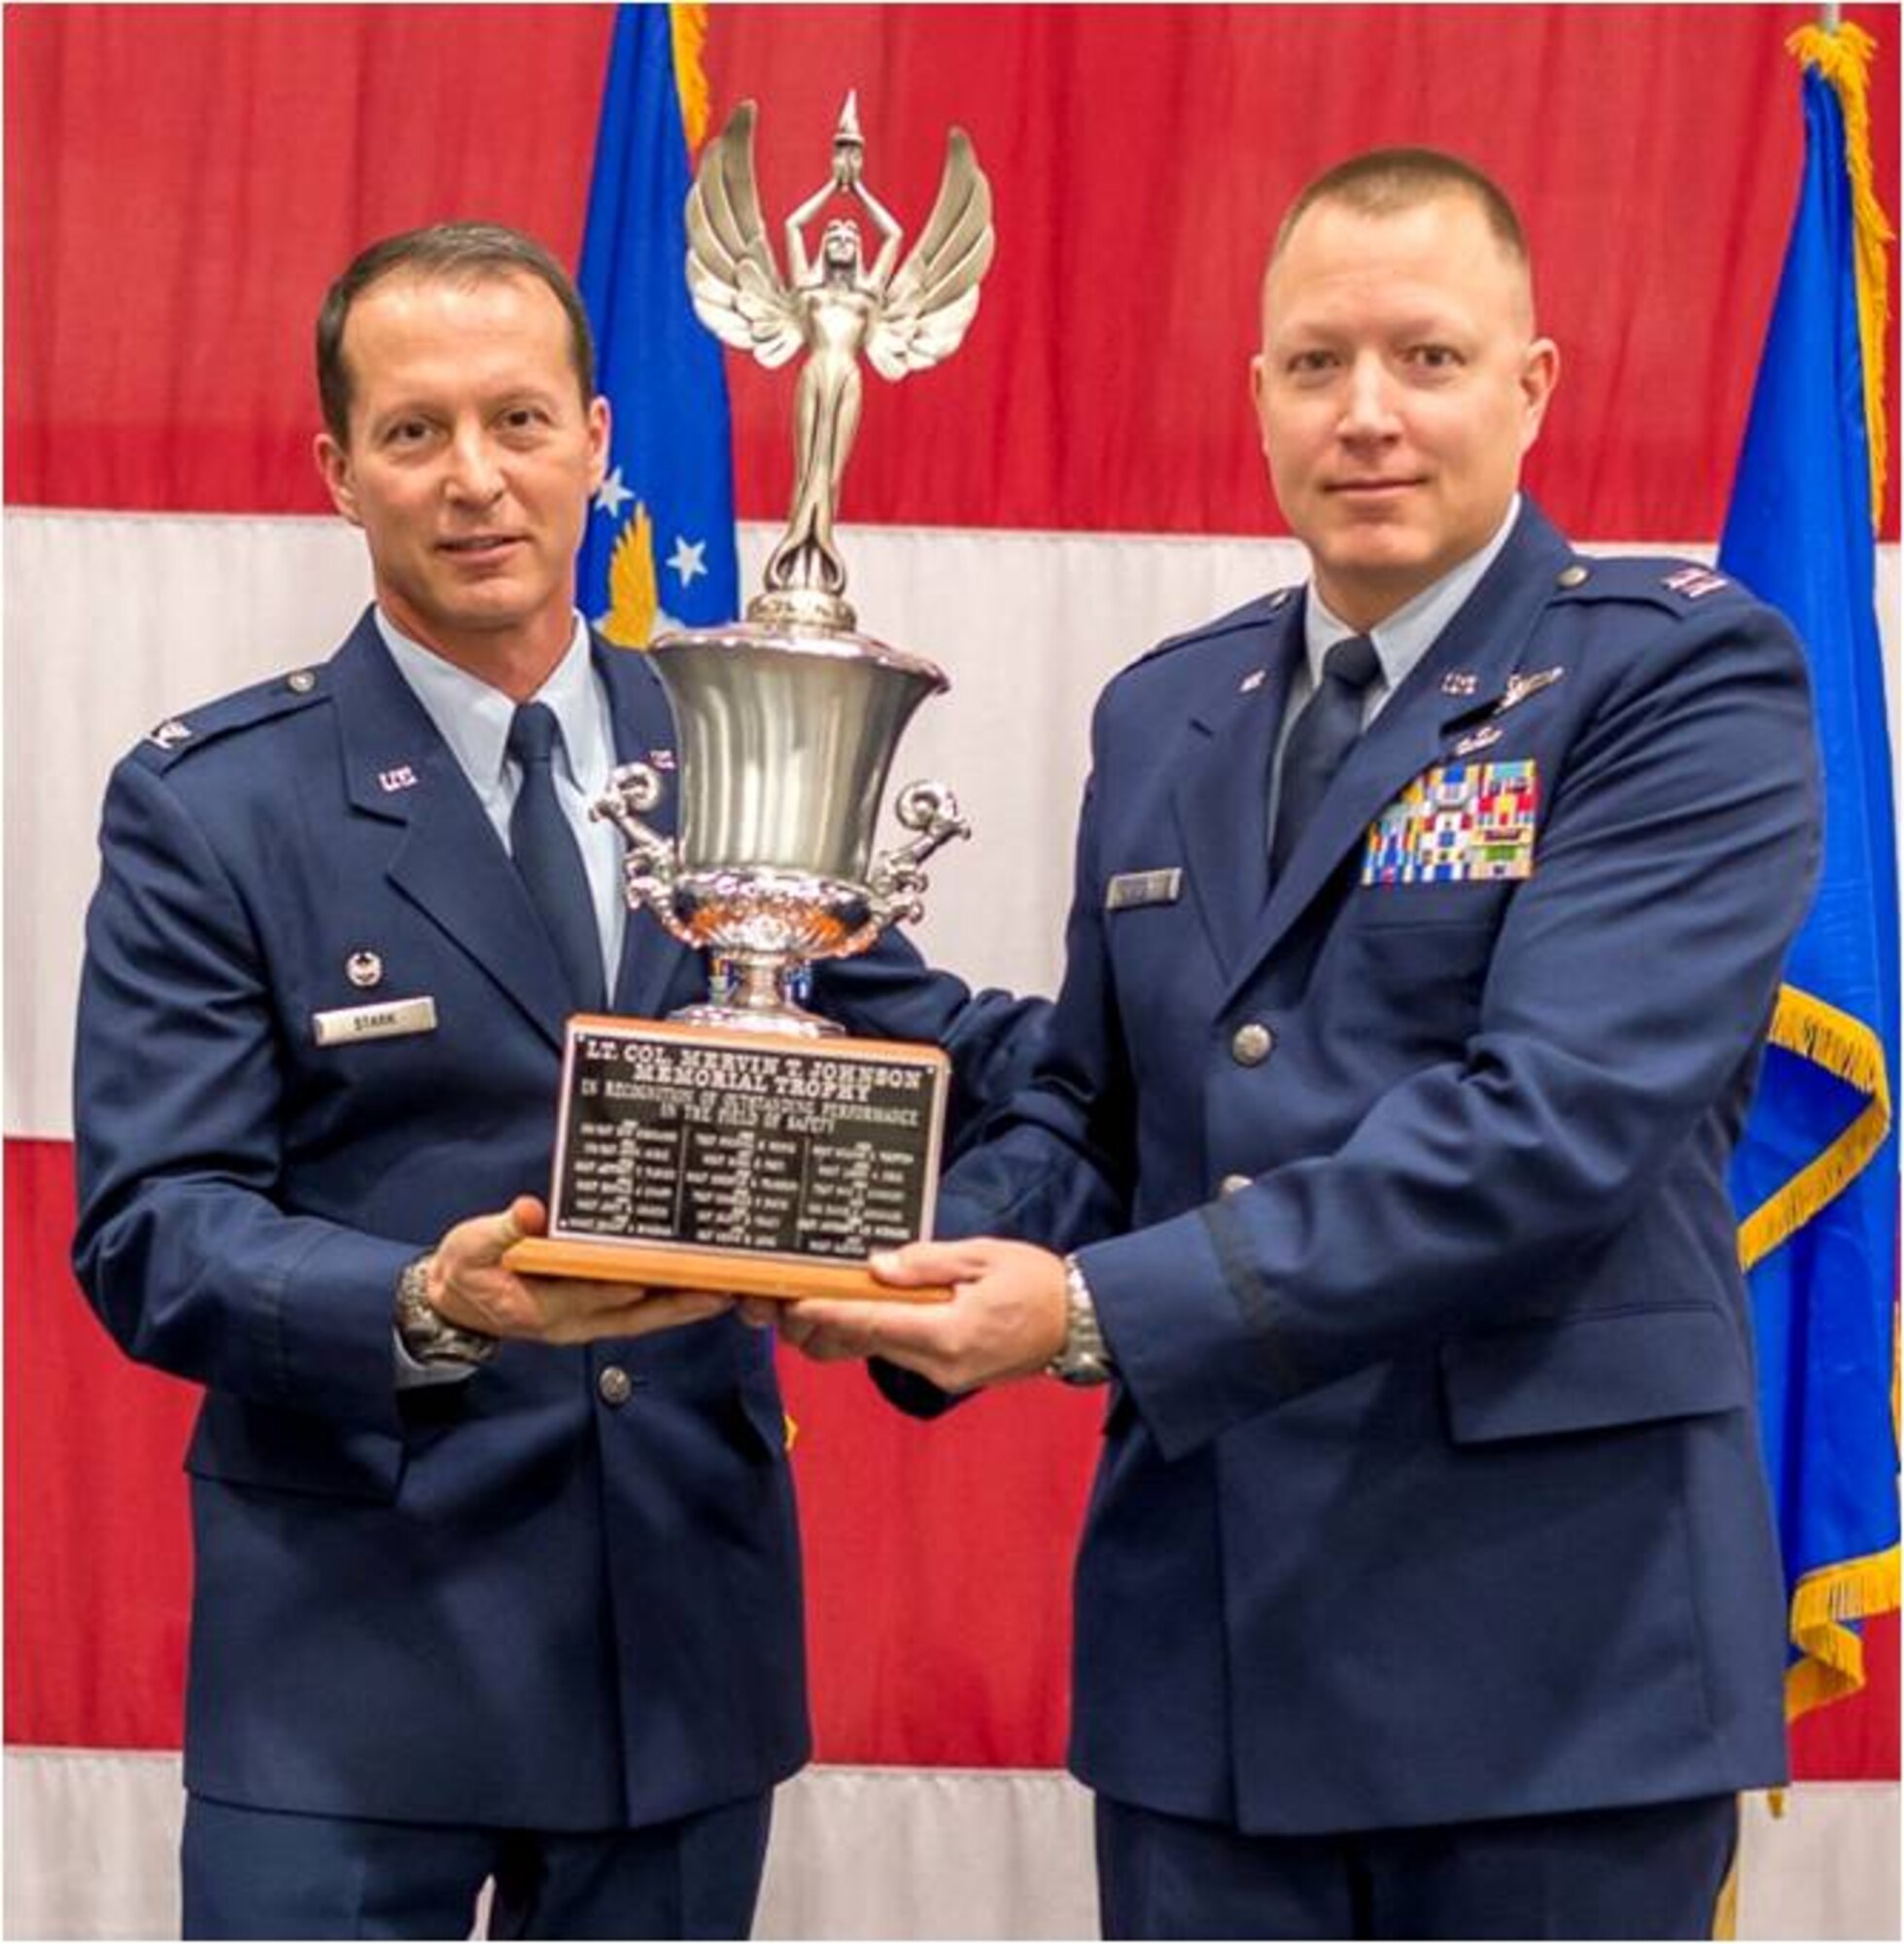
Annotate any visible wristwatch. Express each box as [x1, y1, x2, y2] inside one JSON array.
[[395, 1255, 499, 1368], [1045, 1254, 1114, 1387]]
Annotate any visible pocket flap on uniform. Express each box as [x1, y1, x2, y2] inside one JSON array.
[[185, 1396, 404, 1502], [1440, 1305, 1748, 1445]]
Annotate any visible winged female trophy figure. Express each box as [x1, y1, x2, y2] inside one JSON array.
[[685, 93, 994, 620]]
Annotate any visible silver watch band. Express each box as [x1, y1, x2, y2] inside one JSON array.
[[1046, 1253, 1114, 1386], [395, 1255, 499, 1368]]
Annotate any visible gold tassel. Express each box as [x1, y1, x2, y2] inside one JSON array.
[[1787, 22, 1894, 526], [670, 3, 711, 154]]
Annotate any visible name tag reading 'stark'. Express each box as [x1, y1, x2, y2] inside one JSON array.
[[312, 996, 439, 1046], [1106, 868, 1184, 912]]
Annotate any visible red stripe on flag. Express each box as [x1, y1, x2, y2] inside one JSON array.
[[8, 6, 1897, 538], [783, 1355, 1101, 1769], [6, 1139, 195, 1750], [8, 1139, 1896, 1776]]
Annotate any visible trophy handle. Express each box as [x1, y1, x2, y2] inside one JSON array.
[[592, 763, 679, 911], [867, 781, 970, 925]]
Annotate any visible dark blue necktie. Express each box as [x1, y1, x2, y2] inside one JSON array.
[[1271, 633, 1382, 879], [507, 702, 606, 1013]]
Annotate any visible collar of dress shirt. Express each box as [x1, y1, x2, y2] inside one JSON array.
[[373, 608, 609, 797], [1303, 493, 1522, 708]]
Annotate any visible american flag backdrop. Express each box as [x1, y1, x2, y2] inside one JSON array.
[[7, 6, 1899, 1936]]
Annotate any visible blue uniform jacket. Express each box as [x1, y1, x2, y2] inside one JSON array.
[[922, 503, 1819, 1834], [72, 609, 1044, 1831]]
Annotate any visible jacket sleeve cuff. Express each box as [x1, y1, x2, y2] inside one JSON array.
[[1078, 1205, 1293, 1462], [271, 1225, 417, 1433]]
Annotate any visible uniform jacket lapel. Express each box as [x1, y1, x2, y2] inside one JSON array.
[[1171, 601, 1302, 980], [329, 612, 583, 1051], [595, 635, 691, 1020], [1224, 505, 1576, 1004]]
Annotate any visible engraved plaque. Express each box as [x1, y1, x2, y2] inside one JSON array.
[[506, 1016, 952, 1302]]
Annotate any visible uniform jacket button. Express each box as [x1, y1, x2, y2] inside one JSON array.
[[1230, 1022, 1275, 1066], [1220, 1173, 1252, 1197], [597, 1365, 634, 1407]]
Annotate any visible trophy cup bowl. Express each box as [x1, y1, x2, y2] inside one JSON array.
[[593, 618, 970, 1036]]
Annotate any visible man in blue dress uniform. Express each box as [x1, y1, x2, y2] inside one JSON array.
[[777, 152, 1820, 1938], [72, 224, 1042, 1940]]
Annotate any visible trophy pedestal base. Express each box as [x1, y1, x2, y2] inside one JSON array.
[[502, 1235, 951, 1303]]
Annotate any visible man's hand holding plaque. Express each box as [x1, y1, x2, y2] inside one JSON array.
[[432, 1196, 734, 1343]]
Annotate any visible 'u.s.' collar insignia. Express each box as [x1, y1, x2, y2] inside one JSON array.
[[148, 717, 192, 749], [378, 765, 419, 793], [1662, 566, 1729, 600], [1440, 671, 1479, 698], [1238, 669, 1266, 694], [346, 951, 384, 989], [1497, 666, 1565, 713], [1453, 722, 1504, 757]]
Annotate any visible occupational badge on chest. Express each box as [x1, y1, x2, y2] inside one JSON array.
[[1363, 760, 1539, 886]]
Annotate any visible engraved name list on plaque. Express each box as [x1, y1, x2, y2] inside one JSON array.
[[503, 93, 994, 1302]]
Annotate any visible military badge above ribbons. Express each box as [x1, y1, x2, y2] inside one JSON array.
[[1363, 760, 1539, 886], [507, 83, 995, 1304]]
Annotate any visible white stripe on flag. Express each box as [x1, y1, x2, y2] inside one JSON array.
[[14, 509, 1893, 1142], [5, 1751, 1897, 1941]]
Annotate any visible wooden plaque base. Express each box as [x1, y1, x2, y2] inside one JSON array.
[[502, 1235, 951, 1303]]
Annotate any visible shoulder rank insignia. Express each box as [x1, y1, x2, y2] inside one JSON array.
[[1661, 566, 1729, 600], [1364, 760, 1539, 886], [147, 717, 192, 750]]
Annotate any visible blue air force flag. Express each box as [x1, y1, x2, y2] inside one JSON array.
[[577, 5, 738, 644]]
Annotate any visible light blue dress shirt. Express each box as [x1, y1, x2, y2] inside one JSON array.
[[1268, 496, 1522, 855], [376, 608, 627, 990]]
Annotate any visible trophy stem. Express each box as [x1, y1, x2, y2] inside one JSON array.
[[671, 954, 841, 1038]]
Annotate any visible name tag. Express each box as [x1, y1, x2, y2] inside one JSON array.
[[312, 996, 438, 1046], [1105, 868, 1183, 912]]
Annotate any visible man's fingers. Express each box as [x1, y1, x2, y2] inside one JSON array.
[[778, 1300, 881, 1361], [502, 1195, 546, 1244], [544, 1292, 734, 1343], [781, 1296, 957, 1367], [868, 1240, 993, 1288], [608, 1292, 733, 1337]]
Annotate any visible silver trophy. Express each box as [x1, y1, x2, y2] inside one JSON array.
[[592, 94, 994, 1038]]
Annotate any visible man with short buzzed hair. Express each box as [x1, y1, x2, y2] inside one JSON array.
[[73, 220, 1046, 1940], [775, 151, 1817, 1938]]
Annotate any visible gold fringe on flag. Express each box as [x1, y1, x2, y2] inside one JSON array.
[[671, 3, 711, 154], [1785, 1547, 1902, 1715], [1737, 985, 1892, 1273], [1734, 982, 1897, 1718], [1787, 22, 1894, 526]]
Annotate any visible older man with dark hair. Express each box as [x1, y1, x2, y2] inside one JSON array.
[[72, 221, 1043, 1940]]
